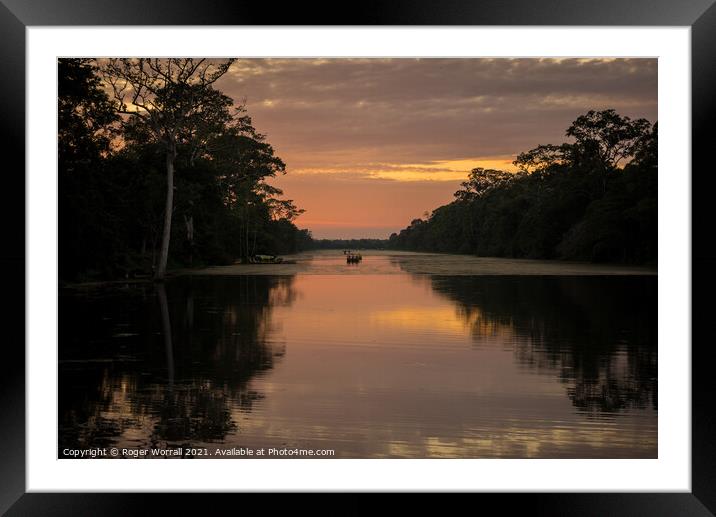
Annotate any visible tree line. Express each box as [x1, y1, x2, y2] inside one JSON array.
[[388, 109, 657, 264], [59, 58, 312, 282], [309, 239, 389, 250]]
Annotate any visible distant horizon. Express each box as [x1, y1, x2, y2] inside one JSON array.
[[300, 226, 397, 240]]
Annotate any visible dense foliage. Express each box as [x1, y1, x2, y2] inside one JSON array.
[[59, 59, 311, 281], [388, 110, 657, 264]]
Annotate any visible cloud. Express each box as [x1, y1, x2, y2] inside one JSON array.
[[216, 58, 656, 167], [213, 58, 657, 237]]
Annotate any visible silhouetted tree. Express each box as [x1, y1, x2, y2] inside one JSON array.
[[58, 59, 119, 279], [58, 59, 313, 281], [102, 58, 236, 280], [454, 168, 514, 202], [389, 109, 657, 265], [566, 109, 651, 169]]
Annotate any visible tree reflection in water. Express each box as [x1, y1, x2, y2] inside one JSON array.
[[59, 265, 656, 457], [426, 275, 657, 415], [59, 276, 295, 453]]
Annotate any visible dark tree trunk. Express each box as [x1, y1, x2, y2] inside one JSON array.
[[157, 283, 174, 389], [184, 214, 194, 266], [155, 146, 176, 280]]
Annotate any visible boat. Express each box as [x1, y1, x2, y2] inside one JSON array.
[[346, 253, 362, 264]]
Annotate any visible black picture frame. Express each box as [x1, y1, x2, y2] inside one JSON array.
[[2, 0, 714, 514]]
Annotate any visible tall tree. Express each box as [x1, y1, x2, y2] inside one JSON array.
[[102, 58, 236, 280], [454, 167, 513, 201], [58, 59, 117, 167], [58, 59, 119, 279], [514, 110, 651, 175], [565, 109, 651, 170], [208, 116, 291, 261]]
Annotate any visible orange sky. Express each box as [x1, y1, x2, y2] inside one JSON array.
[[214, 58, 657, 239]]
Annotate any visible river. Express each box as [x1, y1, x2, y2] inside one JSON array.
[[59, 251, 657, 458]]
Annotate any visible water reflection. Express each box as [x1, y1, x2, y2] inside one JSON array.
[[427, 276, 657, 415], [59, 276, 294, 453], [59, 255, 657, 458]]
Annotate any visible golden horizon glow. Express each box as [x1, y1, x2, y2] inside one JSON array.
[[287, 157, 520, 181]]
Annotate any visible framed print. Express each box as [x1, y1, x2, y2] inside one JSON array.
[[3, 0, 715, 514]]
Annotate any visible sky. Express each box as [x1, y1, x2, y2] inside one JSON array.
[[214, 58, 657, 239]]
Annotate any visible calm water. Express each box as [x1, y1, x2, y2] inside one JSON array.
[[59, 252, 657, 458]]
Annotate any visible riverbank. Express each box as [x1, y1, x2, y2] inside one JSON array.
[[182, 249, 657, 276], [60, 250, 657, 287]]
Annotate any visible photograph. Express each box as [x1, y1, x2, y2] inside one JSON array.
[[57, 57, 659, 460]]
